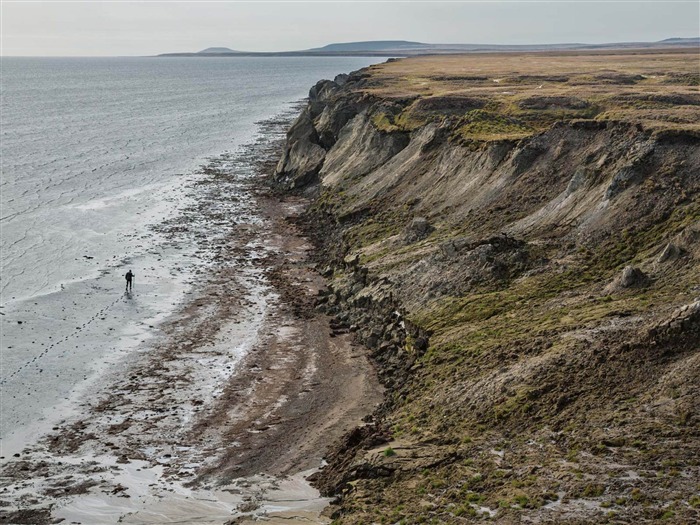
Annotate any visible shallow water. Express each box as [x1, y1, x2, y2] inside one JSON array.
[[0, 56, 384, 455]]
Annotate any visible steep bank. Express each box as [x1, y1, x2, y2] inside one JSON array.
[[273, 51, 700, 523]]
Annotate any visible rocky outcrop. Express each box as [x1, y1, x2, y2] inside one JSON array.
[[605, 265, 649, 292], [313, 256, 422, 389], [649, 300, 700, 342], [403, 217, 433, 244], [320, 113, 409, 186], [274, 73, 381, 190], [274, 109, 326, 189]]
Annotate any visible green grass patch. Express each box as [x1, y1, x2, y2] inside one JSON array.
[[456, 109, 534, 141]]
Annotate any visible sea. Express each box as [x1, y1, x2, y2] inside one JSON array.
[[0, 56, 385, 456]]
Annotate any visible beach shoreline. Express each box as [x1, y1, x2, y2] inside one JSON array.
[[0, 106, 383, 524]]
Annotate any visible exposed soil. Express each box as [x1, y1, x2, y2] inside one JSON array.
[[185, 193, 384, 483], [272, 52, 700, 523]]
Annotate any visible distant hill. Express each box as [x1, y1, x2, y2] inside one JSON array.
[[197, 47, 238, 54], [158, 37, 700, 57], [309, 40, 430, 52], [658, 37, 700, 44]]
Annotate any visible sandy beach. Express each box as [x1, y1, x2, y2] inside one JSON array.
[[0, 112, 383, 524]]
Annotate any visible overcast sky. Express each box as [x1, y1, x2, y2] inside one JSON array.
[[2, 1, 698, 56]]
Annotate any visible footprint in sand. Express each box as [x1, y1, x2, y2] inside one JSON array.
[[3, 296, 124, 385]]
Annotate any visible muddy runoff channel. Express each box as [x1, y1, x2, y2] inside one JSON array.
[[0, 114, 383, 525]]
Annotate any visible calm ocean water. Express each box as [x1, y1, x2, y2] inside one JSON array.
[[0, 56, 384, 452], [1, 56, 382, 302]]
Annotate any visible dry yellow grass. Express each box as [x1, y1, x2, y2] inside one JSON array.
[[358, 49, 700, 138]]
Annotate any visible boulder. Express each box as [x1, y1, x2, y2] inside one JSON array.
[[404, 217, 434, 244], [605, 265, 648, 293], [619, 265, 647, 288]]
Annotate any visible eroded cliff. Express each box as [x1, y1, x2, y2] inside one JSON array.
[[274, 51, 700, 524]]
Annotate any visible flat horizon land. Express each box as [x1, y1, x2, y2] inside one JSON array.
[[1, 48, 699, 524], [157, 37, 700, 57], [358, 48, 699, 137]]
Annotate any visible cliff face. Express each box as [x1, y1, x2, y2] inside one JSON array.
[[275, 55, 700, 523]]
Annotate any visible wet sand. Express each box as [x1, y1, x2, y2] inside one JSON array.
[[0, 115, 383, 524]]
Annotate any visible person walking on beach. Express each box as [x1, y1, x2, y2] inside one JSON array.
[[125, 270, 134, 291]]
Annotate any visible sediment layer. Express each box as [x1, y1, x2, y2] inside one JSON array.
[[274, 51, 700, 523]]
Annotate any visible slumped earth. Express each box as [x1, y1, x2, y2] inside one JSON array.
[[273, 49, 700, 523]]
